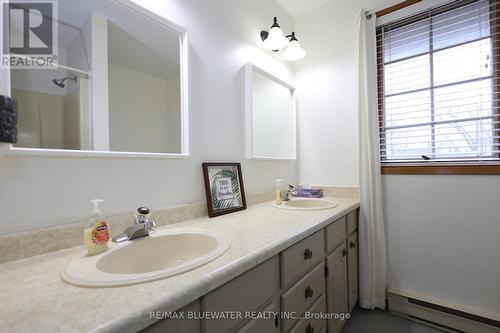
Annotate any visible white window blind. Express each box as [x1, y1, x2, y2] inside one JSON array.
[[378, 0, 500, 164]]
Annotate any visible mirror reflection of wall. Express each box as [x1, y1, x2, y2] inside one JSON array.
[[10, 0, 184, 154], [245, 63, 296, 160], [252, 70, 293, 159], [107, 22, 181, 154]]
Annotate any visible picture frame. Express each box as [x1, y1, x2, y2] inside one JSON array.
[[202, 162, 247, 217]]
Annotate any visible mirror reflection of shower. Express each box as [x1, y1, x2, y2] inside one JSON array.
[[51, 75, 78, 88], [10, 11, 91, 151]]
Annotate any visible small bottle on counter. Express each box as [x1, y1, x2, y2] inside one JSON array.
[[275, 179, 283, 205], [83, 199, 111, 255]]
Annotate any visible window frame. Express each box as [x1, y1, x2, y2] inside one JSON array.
[[377, 0, 500, 175]]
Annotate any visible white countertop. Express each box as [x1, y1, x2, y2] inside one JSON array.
[[0, 197, 359, 333]]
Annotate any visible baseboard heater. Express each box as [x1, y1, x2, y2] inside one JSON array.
[[387, 289, 500, 333]]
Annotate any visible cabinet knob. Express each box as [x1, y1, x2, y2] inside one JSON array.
[[350, 241, 356, 249], [304, 286, 314, 298], [304, 248, 313, 260], [306, 323, 315, 333], [342, 248, 347, 257]]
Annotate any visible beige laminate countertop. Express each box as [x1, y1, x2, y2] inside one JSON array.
[[0, 197, 359, 333]]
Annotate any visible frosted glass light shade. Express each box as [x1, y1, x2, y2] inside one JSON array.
[[263, 26, 289, 50], [282, 40, 306, 61]]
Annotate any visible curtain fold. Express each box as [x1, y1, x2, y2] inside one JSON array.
[[356, 9, 387, 310]]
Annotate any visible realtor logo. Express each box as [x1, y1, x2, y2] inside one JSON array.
[[2, 0, 58, 68]]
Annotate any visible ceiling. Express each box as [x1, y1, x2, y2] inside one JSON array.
[[107, 22, 179, 79], [275, 0, 334, 18]]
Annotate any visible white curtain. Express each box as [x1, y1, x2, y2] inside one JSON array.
[[356, 9, 387, 310]]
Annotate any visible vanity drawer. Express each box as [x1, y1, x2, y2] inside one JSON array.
[[281, 230, 325, 288], [281, 262, 325, 332], [288, 295, 327, 333], [204, 256, 279, 333], [326, 216, 346, 253], [346, 210, 358, 236]]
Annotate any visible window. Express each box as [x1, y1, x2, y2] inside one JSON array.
[[377, 0, 500, 172]]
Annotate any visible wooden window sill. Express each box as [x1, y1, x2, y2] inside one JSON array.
[[381, 165, 500, 175]]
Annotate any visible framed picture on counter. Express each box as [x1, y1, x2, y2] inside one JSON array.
[[202, 162, 246, 217]]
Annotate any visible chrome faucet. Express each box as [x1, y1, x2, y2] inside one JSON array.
[[283, 185, 296, 201], [111, 207, 156, 243]]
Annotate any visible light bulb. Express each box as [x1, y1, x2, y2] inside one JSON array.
[[262, 17, 289, 50], [263, 27, 289, 50], [282, 39, 306, 61]]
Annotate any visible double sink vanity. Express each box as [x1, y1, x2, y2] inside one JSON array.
[[0, 196, 359, 333], [144, 200, 359, 333]]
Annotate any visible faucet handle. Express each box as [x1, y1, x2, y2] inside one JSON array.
[[137, 207, 150, 215], [136, 207, 151, 223]]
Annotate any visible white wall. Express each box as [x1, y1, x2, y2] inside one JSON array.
[[295, 0, 500, 316], [165, 75, 182, 153], [295, 0, 398, 186], [78, 78, 91, 150], [65, 28, 89, 73], [0, 0, 296, 233], [63, 89, 81, 150], [12, 89, 64, 149], [0, 3, 9, 96], [384, 175, 500, 316], [89, 15, 110, 151]]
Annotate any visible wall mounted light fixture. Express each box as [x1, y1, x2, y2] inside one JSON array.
[[260, 17, 306, 61]]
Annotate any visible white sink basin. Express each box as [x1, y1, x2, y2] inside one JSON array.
[[274, 198, 337, 211], [61, 228, 230, 287]]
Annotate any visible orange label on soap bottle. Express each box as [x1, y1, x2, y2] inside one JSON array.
[[91, 221, 110, 244]]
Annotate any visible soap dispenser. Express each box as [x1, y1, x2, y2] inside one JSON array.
[[275, 179, 283, 205], [84, 199, 111, 255]]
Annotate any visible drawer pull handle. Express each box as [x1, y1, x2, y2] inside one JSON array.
[[350, 241, 356, 249], [304, 286, 314, 298], [306, 323, 315, 333], [342, 248, 347, 257], [304, 248, 313, 260]]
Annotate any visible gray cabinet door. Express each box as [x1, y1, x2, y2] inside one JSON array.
[[236, 301, 279, 333], [347, 232, 359, 312], [326, 216, 346, 253], [204, 256, 279, 333], [326, 242, 348, 333], [141, 300, 201, 333], [346, 210, 358, 236]]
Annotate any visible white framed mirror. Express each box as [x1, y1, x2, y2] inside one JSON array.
[[244, 63, 296, 160], [5, 0, 189, 158]]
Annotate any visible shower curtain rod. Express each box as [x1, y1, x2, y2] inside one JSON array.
[[9, 54, 90, 78]]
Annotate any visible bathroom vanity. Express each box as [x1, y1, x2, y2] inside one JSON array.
[[0, 197, 359, 333], [143, 209, 359, 333]]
